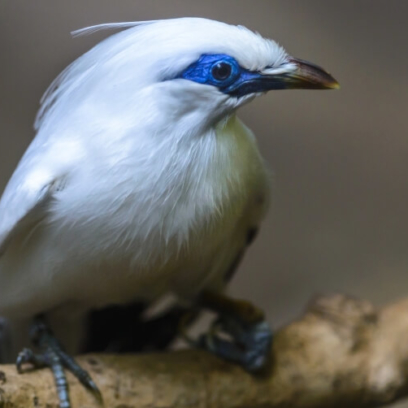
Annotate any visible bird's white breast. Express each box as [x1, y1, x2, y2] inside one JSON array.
[[0, 114, 270, 317]]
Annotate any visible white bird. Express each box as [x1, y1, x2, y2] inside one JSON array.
[[0, 17, 338, 407]]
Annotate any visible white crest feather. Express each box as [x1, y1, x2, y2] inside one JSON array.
[[71, 21, 156, 37]]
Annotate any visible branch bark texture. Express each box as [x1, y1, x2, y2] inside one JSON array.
[[0, 294, 407, 408]]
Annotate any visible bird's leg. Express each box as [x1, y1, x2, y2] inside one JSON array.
[[16, 315, 102, 408], [186, 291, 272, 372]]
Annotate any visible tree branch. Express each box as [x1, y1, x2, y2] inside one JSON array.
[[0, 294, 408, 408]]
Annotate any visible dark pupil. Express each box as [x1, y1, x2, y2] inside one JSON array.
[[212, 62, 232, 81]]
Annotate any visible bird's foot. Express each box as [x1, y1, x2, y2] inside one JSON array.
[[185, 292, 273, 372], [16, 316, 102, 408], [197, 315, 272, 371]]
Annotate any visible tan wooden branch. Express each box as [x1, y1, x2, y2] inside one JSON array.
[[0, 294, 408, 408]]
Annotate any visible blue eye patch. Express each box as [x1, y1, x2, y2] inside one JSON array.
[[178, 54, 241, 91], [177, 53, 280, 97]]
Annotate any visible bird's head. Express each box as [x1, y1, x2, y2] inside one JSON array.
[[36, 18, 339, 136]]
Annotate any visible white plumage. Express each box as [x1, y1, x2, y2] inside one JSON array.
[[0, 17, 337, 361]]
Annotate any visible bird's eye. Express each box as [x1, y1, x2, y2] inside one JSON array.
[[211, 62, 233, 81], [178, 54, 241, 90]]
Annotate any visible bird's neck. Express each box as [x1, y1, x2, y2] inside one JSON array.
[[144, 113, 263, 224]]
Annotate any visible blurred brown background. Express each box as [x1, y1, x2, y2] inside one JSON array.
[[1, 1, 408, 404]]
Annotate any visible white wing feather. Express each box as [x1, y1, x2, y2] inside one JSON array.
[[0, 170, 60, 256]]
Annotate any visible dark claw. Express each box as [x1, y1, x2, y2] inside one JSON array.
[[59, 349, 103, 403], [16, 316, 102, 408], [197, 317, 272, 372], [16, 348, 47, 372]]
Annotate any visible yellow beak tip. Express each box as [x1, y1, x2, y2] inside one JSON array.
[[330, 82, 341, 90]]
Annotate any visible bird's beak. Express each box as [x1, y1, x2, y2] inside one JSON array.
[[272, 57, 340, 90], [226, 57, 339, 96]]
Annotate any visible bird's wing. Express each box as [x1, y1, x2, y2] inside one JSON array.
[[223, 227, 259, 283], [0, 173, 62, 257]]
